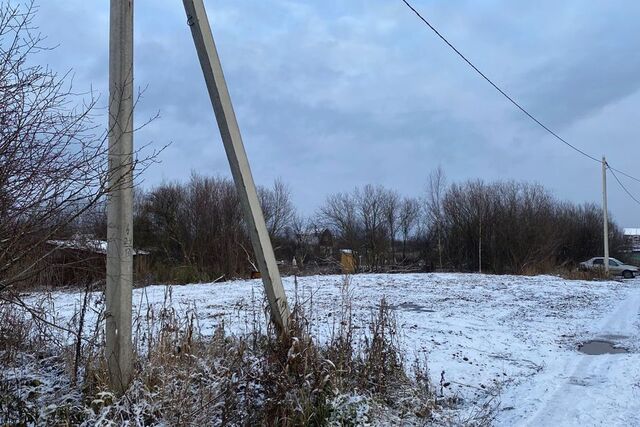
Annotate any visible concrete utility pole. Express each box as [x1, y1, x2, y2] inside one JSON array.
[[182, 0, 290, 331], [478, 201, 482, 274], [106, 0, 134, 394], [478, 216, 482, 274], [602, 156, 610, 275]]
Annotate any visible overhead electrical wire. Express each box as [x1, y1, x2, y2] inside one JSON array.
[[400, 0, 640, 193], [608, 165, 640, 206], [608, 167, 640, 185]]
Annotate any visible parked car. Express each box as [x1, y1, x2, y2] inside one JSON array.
[[579, 257, 639, 278]]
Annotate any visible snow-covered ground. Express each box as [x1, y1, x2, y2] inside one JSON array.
[[36, 273, 640, 426]]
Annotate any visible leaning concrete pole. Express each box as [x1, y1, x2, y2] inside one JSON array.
[[602, 156, 610, 275], [182, 0, 290, 332], [106, 0, 134, 394]]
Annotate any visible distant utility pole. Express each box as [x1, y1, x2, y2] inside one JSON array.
[[478, 202, 482, 274], [106, 0, 134, 394], [182, 0, 290, 332], [602, 156, 610, 275], [478, 215, 482, 274]]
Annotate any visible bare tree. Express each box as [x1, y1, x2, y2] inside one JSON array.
[[356, 185, 389, 271], [0, 3, 103, 292], [144, 182, 189, 264], [318, 191, 360, 251], [425, 167, 447, 270], [383, 190, 400, 263], [0, 2, 156, 293], [398, 197, 420, 260], [286, 214, 317, 265], [259, 178, 296, 239]]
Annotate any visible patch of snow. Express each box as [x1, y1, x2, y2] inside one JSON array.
[[46, 238, 149, 255], [27, 273, 640, 425]]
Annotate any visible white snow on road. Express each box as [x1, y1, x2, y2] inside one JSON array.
[[35, 273, 640, 426]]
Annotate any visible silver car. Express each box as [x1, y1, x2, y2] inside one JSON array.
[[579, 257, 639, 278]]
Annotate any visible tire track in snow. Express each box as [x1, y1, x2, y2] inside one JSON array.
[[520, 283, 640, 426]]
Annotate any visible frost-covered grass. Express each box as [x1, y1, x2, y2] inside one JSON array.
[[1, 276, 459, 426], [3, 272, 640, 425]]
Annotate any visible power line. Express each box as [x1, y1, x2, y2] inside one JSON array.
[[608, 166, 640, 185], [608, 165, 640, 206], [400, 0, 640, 185]]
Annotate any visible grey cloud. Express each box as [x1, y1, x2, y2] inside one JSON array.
[[31, 0, 640, 227]]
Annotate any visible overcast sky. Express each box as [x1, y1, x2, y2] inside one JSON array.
[[35, 1, 640, 227]]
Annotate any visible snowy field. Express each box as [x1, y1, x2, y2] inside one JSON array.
[[38, 273, 640, 426]]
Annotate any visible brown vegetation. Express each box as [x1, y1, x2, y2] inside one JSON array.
[[0, 278, 469, 425]]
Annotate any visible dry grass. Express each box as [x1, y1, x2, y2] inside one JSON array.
[[0, 303, 35, 363], [520, 261, 610, 281], [556, 268, 610, 281], [0, 276, 490, 425]]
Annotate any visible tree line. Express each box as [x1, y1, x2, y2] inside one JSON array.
[[65, 168, 626, 284]]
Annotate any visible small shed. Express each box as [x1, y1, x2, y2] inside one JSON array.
[[340, 249, 356, 274]]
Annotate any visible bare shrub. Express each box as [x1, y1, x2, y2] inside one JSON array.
[[0, 302, 34, 363]]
